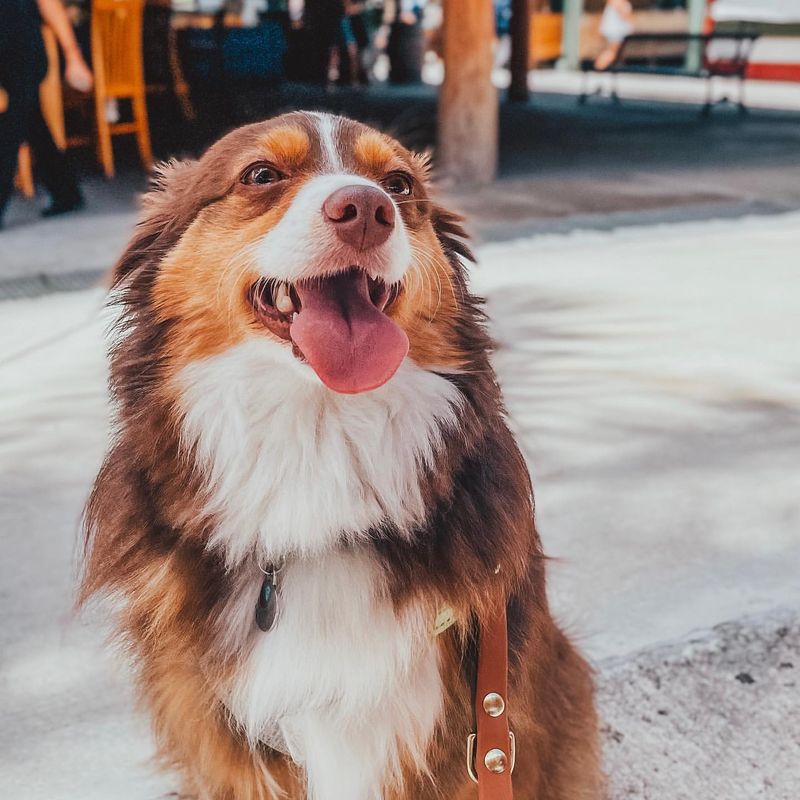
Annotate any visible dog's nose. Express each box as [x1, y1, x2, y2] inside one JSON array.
[[322, 185, 395, 251]]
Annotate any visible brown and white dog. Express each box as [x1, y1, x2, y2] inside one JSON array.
[[80, 112, 602, 800]]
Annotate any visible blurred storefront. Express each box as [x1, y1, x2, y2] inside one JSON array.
[[539, 0, 800, 81]]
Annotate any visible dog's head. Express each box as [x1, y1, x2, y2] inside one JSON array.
[[116, 112, 475, 395]]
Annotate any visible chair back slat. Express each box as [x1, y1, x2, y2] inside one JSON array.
[[92, 0, 146, 94], [90, 0, 152, 177]]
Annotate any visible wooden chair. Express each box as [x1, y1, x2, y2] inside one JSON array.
[[16, 26, 67, 199], [91, 0, 152, 177], [529, 12, 563, 66], [16, 147, 35, 199]]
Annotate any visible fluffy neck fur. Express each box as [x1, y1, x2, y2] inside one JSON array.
[[176, 338, 464, 567]]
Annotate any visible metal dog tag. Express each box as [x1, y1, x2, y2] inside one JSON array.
[[255, 570, 279, 632]]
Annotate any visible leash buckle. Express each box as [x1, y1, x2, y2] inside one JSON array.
[[466, 731, 516, 783]]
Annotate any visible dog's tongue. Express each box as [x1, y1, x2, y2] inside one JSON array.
[[290, 271, 408, 394]]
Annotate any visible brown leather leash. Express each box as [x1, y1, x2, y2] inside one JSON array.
[[468, 605, 515, 800]]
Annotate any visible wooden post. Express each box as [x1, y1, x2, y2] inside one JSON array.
[[509, 0, 531, 102], [438, 0, 498, 185], [686, 0, 707, 72], [688, 0, 707, 35], [558, 0, 584, 71]]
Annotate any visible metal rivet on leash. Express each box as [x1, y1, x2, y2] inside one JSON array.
[[483, 692, 505, 717], [484, 748, 508, 774]]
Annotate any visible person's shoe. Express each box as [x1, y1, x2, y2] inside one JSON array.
[[41, 195, 84, 218]]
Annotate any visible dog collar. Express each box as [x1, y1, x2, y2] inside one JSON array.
[[255, 565, 459, 638]]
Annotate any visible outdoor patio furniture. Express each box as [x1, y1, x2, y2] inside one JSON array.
[[174, 11, 286, 85], [91, 0, 152, 177], [529, 12, 563, 66], [143, 0, 195, 122], [580, 31, 761, 114]]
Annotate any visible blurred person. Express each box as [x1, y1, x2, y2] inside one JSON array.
[[336, 0, 369, 87], [303, 0, 345, 86], [494, 0, 512, 69], [380, 0, 425, 84], [595, 0, 634, 71], [287, 0, 303, 24], [0, 0, 93, 227]]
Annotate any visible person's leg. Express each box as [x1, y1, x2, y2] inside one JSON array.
[[0, 71, 38, 226], [350, 14, 370, 85], [0, 0, 47, 226], [27, 102, 83, 215], [337, 17, 359, 86], [594, 40, 622, 71]]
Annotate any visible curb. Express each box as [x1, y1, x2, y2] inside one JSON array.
[[0, 269, 104, 302], [3, 201, 799, 302]]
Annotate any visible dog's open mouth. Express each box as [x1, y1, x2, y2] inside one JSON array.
[[249, 268, 408, 394]]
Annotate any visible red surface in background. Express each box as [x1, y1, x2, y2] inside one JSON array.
[[747, 63, 800, 81]]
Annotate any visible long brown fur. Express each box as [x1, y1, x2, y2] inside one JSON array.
[[80, 112, 603, 799]]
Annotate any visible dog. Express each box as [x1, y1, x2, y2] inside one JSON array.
[[80, 112, 602, 800]]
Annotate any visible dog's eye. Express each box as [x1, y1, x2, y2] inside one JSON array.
[[381, 172, 413, 196], [241, 163, 283, 186]]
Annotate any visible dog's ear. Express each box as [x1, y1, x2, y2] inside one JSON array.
[[111, 159, 206, 286], [407, 148, 474, 264], [430, 203, 475, 265]]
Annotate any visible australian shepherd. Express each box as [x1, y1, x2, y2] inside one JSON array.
[[80, 112, 602, 800]]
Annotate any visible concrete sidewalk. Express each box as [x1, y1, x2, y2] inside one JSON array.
[[600, 609, 799, 799], [1, 213, 798, 798]]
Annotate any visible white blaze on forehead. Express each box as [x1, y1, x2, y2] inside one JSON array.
[[250, 173, 413, 285], [307, 111, 343, 172]]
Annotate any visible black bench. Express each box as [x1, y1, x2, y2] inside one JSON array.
[[580, 32, 760, 114]]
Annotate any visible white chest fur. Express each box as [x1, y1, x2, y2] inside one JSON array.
[[175, 338, 461, 798], [224, 550, 443, 800], [176, 338, 462, 566]]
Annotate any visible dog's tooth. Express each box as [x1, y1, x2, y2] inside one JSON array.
[[275, 283, 295, 315]]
